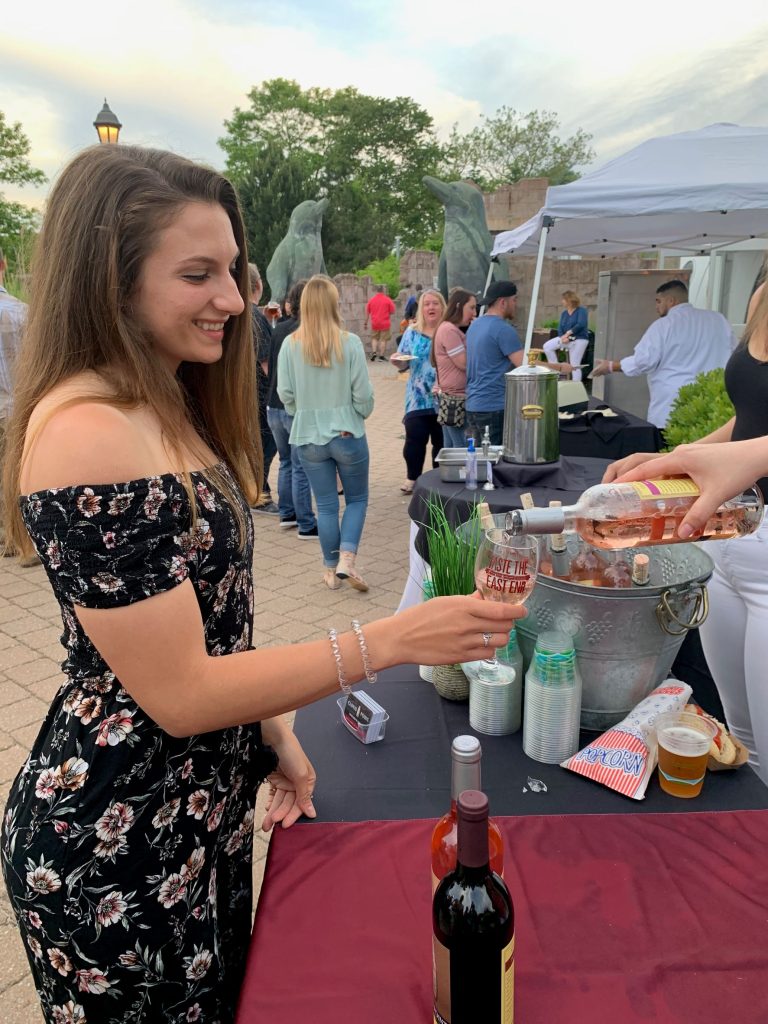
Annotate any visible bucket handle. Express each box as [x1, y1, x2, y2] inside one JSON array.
[[655, 585, 709, 636]]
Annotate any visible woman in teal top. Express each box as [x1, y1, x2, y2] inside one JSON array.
[[391, 289, 446, 493], [278, 276, 374, 591]]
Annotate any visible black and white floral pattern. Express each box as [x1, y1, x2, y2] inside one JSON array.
[[1, 468, 277, 1023]]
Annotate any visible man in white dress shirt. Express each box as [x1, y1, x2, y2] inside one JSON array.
[[590, 279, 736, 430]]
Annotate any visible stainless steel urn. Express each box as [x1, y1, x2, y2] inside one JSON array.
[[502, 364, 559, 464]]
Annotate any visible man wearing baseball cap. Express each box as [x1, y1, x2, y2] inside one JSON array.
[[465, 280, 524, 444]]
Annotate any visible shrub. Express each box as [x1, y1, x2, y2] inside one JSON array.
[[356, 253, 400, 298], [424, 497, 482, 597], [663, 368, 734, 449]]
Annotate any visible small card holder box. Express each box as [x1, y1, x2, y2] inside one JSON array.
[[337, 692, 389, 744]]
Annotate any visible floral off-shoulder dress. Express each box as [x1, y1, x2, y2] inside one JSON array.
[[1, 467, 278, 1024]]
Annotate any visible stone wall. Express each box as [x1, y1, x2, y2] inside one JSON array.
[[483, 178, 549, 233], [400, 249, 439, 290], [335, 273, 375, 343]]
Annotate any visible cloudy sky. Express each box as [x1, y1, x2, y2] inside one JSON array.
[[3, 0, 767, 211]]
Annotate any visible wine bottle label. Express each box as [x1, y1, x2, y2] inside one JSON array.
[[501, 934, 515, 1023], [433, 930, 514, 1023], [433, 936, 451, 1023], [631, 479, 700, 499]]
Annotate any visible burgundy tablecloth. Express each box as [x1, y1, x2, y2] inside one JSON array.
[[237, 809, 768, 1024]]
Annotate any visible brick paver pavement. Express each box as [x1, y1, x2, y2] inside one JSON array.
[[0, 361, 418, 1020]]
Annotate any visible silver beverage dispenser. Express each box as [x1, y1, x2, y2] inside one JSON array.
[[502, 364, 559, 464]]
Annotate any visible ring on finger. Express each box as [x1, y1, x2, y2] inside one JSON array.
[[482, 632, 493, 648]]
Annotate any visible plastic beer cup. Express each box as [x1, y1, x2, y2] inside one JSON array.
[[655, 710, 718, 798]]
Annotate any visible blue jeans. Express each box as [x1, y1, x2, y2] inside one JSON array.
[[297, 434, 370, 568], [266, 407, 316, 532], [465, 409, 504, 446], [442, 424, 467, 448]]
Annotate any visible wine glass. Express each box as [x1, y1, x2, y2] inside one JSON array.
[[474, 530, 538, 668], [266, 301, 281, 326]]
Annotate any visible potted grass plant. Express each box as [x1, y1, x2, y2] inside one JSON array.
[[423, 497, 484, 701]]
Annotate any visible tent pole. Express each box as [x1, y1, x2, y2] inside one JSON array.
[[479, 259, 496, 313], [705, 250, 716, 310], [524, 216, 554, 357]]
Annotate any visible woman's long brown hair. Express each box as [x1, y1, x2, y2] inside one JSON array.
[[430, 288, 475, 367], [2, 145, 261, 555]]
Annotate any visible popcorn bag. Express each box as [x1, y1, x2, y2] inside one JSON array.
[[560, 682, 693, 800]]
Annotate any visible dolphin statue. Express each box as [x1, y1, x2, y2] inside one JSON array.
[[266, 198, 329, 303], [423, 176, 504, 298]]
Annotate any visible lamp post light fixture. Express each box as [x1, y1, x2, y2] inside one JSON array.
[[93, 99, 122, 145]]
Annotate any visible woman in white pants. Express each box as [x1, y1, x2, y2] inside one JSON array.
[[604, 279, 768, 783], [543, 290, 589, 381]]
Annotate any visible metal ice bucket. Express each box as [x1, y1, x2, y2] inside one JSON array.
[[456, 518, 713, 731], [502, 364, 559, 464], [517, 537, 713, 730]]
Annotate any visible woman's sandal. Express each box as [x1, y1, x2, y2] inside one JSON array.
[[336, 553, 369, 592], [323, 569, 341, 590], [400, 483, 414, 494], [336, 566, 369, 592]]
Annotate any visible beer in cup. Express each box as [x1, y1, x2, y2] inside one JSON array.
[[655, 710, 717, 798]]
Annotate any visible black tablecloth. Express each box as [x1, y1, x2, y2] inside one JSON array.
[[294, 665, 767, 823], [558, 397, 664, 459]]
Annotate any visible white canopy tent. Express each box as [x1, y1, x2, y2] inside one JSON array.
[[488, 124, 768, 352]]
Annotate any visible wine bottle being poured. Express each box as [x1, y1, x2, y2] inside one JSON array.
[[505, 477, 763, 551]]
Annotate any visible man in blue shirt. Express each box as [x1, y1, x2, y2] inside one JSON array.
[[465, 280, 524, 444]]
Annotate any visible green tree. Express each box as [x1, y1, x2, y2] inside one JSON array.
[[219, 79, 443, 274], [234, 141, 312, 287], [0, 111, 45, 263], [440, 107, 594, 189]]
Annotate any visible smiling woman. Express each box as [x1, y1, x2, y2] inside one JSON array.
[[0, 144, 524, 1024], [133, 202, 245, 371]]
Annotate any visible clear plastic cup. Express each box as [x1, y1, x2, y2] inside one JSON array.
[[655, 710, 717, 798]]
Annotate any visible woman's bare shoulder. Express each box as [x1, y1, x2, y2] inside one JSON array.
[[21, 375, 157, 494]]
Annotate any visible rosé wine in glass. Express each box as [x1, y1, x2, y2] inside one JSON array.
[[474, 531, 538, 666]]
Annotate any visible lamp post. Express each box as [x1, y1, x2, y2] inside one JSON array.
[[93, 100, 122, 145]]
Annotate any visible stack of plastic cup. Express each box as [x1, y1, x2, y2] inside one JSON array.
[[522, 630, 582, 764], [466, 657, 522, 736]]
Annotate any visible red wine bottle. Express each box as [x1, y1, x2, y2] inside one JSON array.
[[432, 790, 515, 1023]]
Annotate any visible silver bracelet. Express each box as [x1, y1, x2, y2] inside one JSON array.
[[328, 628, 350, 694], [351, 619, 377, 685]]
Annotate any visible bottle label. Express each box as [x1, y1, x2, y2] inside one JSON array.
[[501, 934, 515, 1023], [432, 929, 514, 1023], [433, 936, 451, 1023], [630, 479, 700, 499]]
